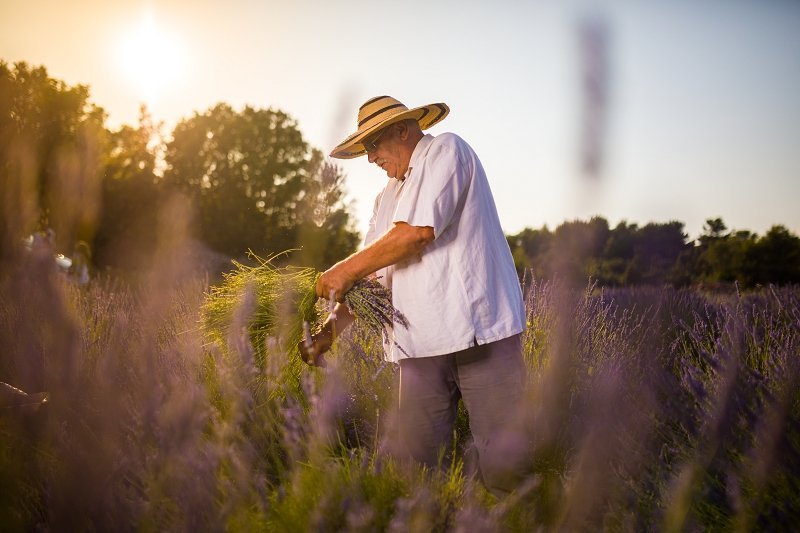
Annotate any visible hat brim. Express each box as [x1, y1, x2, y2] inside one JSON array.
[[330, 102, 449, 159]]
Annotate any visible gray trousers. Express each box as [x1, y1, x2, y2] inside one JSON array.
[[396, 333, 529, 495]]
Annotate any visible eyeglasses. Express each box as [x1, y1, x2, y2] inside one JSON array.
[[363, 126, 390, 154]]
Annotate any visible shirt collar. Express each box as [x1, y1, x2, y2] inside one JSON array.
[[403, 134, 435, 180]]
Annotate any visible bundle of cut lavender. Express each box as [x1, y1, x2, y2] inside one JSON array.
[[342, 276, 408, 338]]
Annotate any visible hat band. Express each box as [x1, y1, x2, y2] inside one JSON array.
[[357, 102, 407, 127]]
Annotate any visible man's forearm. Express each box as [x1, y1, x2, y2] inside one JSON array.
[[316, 222, 434, 300], [347, 222, 433, 279]]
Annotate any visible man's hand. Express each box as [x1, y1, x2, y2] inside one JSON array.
[[316, 261, 356, 302], [298, 303, 354, 368], [299, 329, 332, 367]]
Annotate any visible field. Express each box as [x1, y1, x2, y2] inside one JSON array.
[[1, 243, 798, 531]]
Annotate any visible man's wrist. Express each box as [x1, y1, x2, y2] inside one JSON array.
[[336, 253, 368, 284]]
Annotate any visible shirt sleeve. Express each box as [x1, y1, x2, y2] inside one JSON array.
[[392, 136, 470, 238]]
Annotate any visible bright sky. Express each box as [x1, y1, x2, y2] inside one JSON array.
[[2, 0, 799, 241]]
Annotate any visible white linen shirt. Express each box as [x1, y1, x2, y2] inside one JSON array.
[[364, 133, 525, 362]]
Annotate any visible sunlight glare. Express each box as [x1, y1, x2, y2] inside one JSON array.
[[116, 13, 185, 104]]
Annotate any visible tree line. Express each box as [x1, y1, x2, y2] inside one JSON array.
[[507, 217, 800, 288], [0, 61, 360, 276], [2, 60, 798, 286]]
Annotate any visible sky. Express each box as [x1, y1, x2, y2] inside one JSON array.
[[2, 0, 799, 242]]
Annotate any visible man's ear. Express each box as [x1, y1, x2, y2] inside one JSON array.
[[396, 121, 409, 140]]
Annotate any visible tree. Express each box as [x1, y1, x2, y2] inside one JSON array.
[[162, 104, 358, 267], [691, 218, 764, 286], [92, 106, 164, 271], [0, 61, 106, 258], [702, 217, 727, 241], [745, 225, 800, 285], [631, 221, 690, 285], [593, 221, 638, 286], [505, 216, 800, 287], [702, 230, 756, 284], [282, 154, 361, 269], [545, 217, 610, 285], [507, 226, 552, 278]]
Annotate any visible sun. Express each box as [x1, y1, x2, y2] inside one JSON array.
[[115, 12, 185, 104]]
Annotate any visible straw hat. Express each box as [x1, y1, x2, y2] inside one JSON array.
[[330, 96, 449, 159]]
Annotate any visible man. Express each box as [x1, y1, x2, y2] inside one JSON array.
[[302, 96, 527, 494]]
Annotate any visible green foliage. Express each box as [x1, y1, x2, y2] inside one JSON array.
[[508, 226, 552, 278], [747, 225, 800, 285], [1, 61, 359, 278], [508, 217, 800, 288], [697, 229, 755, 284], [93, 106, 164, 272], [162, 104, 359, 267], [200, 255, 321, 398], [200, 254, 406, 400], [548, 216, 611, 284], [0, 61, 106, 257], [509, 217, 693, 286], [266, 452, 408, 531]]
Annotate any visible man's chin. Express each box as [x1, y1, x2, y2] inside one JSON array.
[[377, 163, 397, 179]]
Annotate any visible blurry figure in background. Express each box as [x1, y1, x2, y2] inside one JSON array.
[[24, 228, 76, 275], [30, 227, 68, 272], [69, 241, 91, 286], [30, 227, 56, 253], [301, 96, 528, 495]]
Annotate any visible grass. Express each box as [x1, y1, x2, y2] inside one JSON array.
[[200, 253, 407, 400], [1, 240, 799, 530]]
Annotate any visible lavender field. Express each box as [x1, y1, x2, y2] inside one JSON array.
[[1, 238, 798, 531]]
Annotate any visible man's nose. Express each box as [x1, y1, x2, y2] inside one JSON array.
[[367, 151, 377, 164]]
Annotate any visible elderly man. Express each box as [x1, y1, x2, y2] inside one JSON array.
[[303, 96, 527, 494]]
